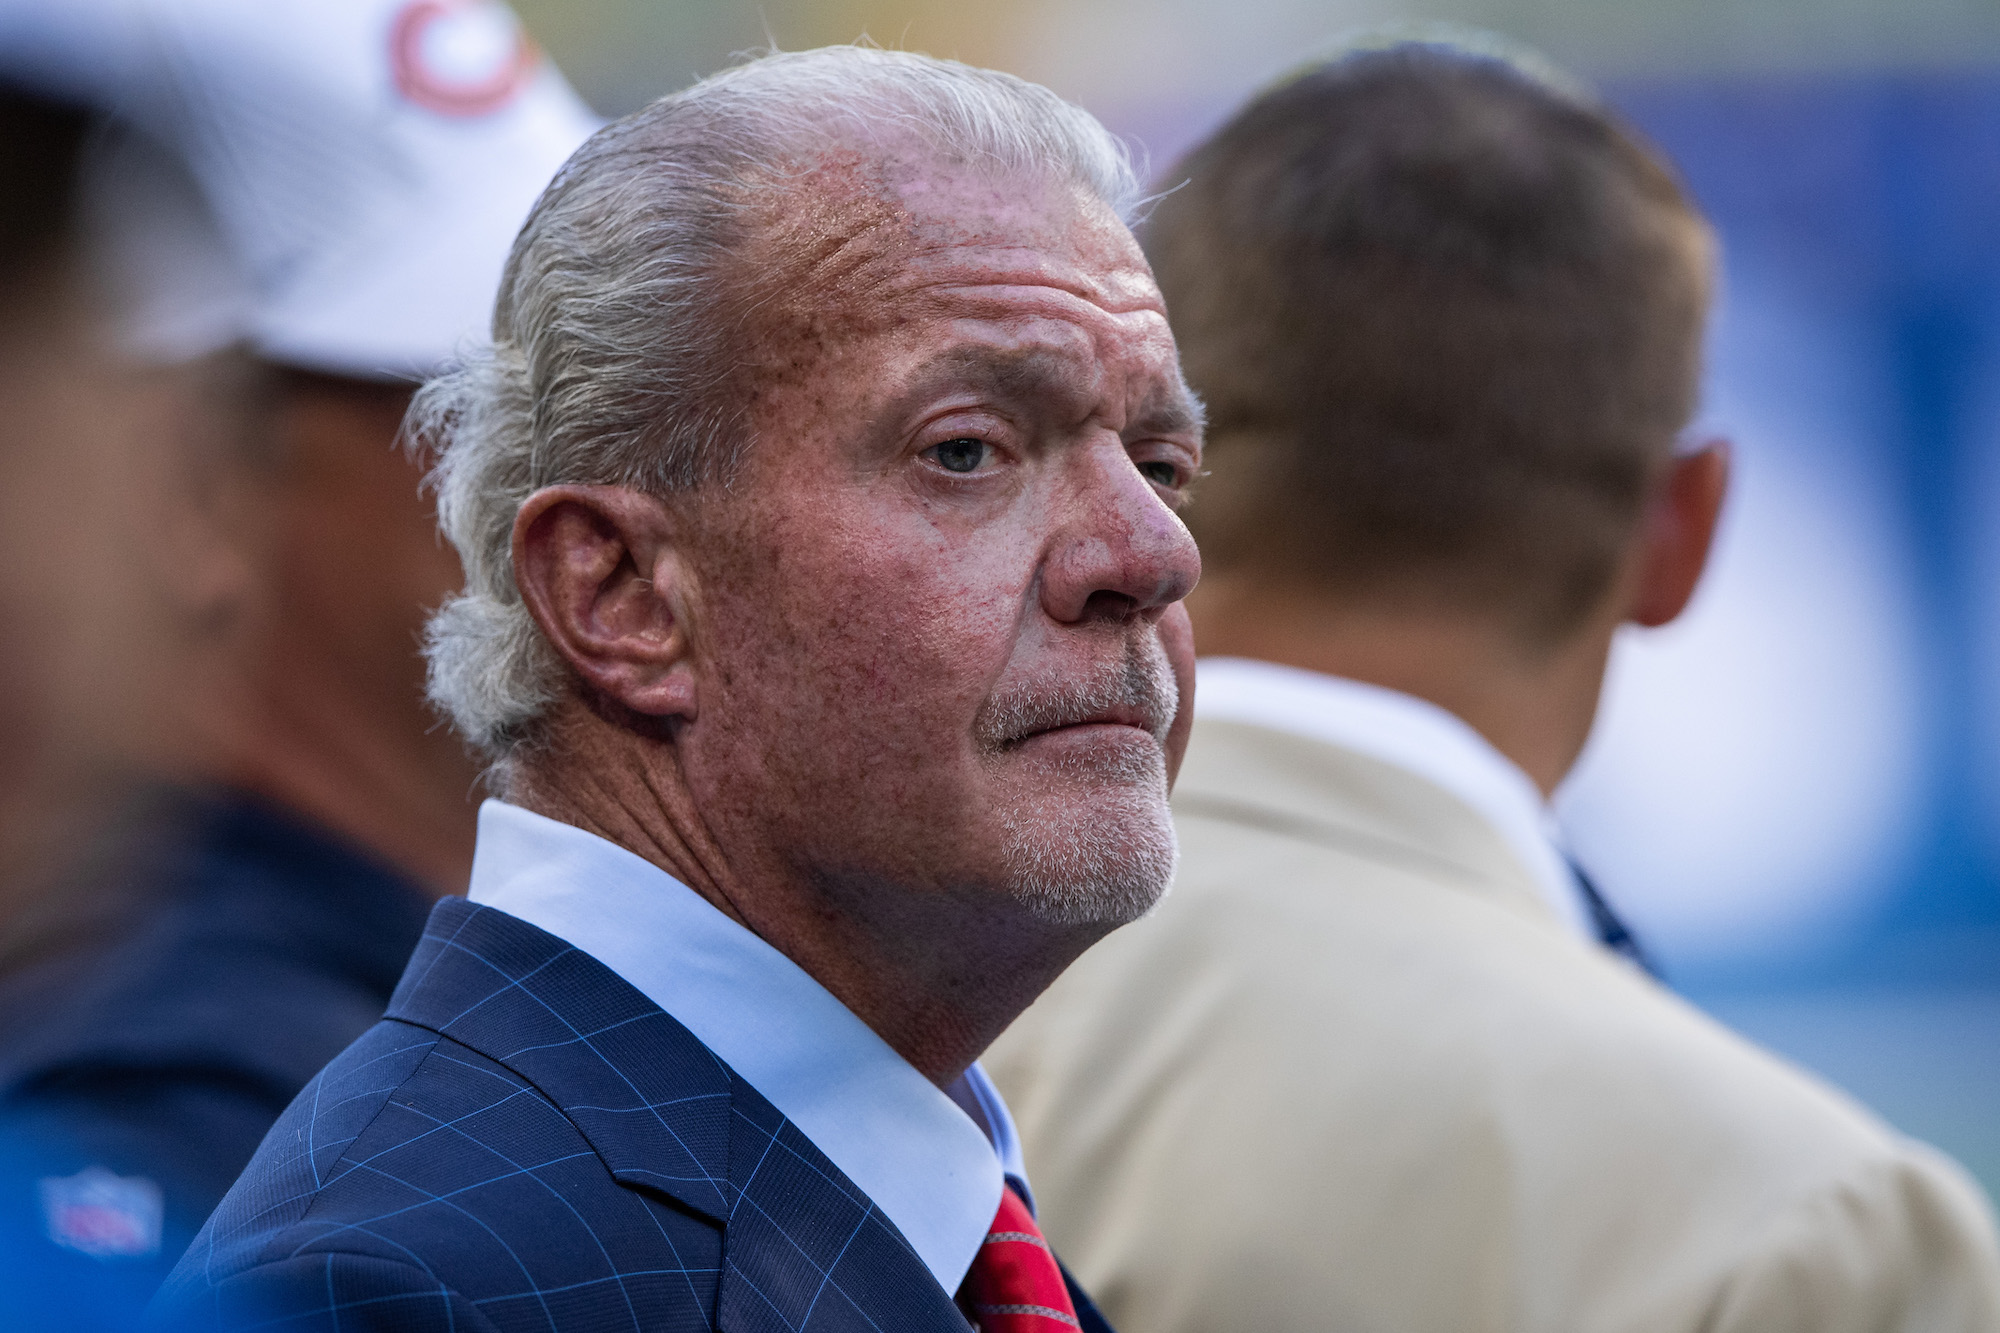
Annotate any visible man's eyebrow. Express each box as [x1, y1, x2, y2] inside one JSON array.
[[1131, 380, 1207, 438], [883, 343, 1096, 419], [920, 343, 1083, 393], [890, 344, 1208, 434]]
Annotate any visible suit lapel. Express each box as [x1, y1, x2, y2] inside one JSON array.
[[718, 1070, 969, 1332], [385, 898, 736, 1222], [390, 901, 971, 1331]]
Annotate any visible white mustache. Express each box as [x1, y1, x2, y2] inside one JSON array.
[[975, 637, 1179, 750]]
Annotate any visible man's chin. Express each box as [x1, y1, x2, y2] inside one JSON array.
[[1002, 724, 1169, 788], [996, 787, 1178, 929]]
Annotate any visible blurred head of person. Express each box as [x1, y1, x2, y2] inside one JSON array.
[[0, 85, 100, 776], [1147, 36, 1726, 792], [0, 84, 88, 321], [415, 46, 1203, 1080], [0, 89, 266, 904], [0, 83, 108, 868], [0, 0, 598, 894]]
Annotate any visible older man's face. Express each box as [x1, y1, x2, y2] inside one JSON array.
[[676, 158, 1201, 928]]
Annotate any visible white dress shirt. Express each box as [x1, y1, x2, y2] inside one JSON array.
[[464, 799, 1025, 1295], [1193, 656, 1597, 941]]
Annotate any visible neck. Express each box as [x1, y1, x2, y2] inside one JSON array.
[[213, 373, 481, 898], [1188, 576, 1618, 797], [510, 709, 1093, 1088], [224, 643, 480, 897]]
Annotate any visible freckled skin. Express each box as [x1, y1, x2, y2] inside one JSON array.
[[510, 156, 1202, 1086]]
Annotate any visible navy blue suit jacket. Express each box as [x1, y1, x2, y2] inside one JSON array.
[[155, 898, 1114, 1332]]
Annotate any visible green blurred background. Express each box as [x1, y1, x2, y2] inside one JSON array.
[[514, 0, 2000, 143]]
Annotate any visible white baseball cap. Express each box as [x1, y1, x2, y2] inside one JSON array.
[[0, 0, 601, 378]]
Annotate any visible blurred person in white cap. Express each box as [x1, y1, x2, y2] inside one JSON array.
[[0, 82, 149, 1330], [0, 76, 278, 1328], [0, 0, 595, 1315], [986, 38, 2000, 1333]]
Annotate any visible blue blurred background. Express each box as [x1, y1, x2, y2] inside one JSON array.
[[1569, 71, 2000, 1193], [511, 0, 2000, 1194]]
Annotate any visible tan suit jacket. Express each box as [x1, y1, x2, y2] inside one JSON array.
[[987, 718, 2000, 1333]]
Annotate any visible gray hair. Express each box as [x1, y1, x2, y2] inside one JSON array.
[[412, 46, 1141, 762]]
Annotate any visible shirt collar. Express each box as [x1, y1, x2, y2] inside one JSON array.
[[1194, 657, 1594, 941], [463, 799, 1017, 1293]]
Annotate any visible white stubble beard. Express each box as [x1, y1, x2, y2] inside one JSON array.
[[981, 637, 1181, 927]]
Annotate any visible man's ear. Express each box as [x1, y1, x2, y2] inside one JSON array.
[[1627, 440, 1731, 629], [512, 485, 698, 720]]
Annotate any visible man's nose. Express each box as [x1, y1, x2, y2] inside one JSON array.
[[1039, 442, 1201, 625]]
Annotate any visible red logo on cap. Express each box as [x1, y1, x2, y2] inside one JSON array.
[[390, 0, 539, 117]]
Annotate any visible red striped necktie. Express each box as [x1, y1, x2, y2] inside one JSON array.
[[957, 1185, 1081, 1331]]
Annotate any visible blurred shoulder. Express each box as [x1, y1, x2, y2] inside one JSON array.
[[0, 787, 429, 1102], [992, 718, 2000, 1329], [1011, 722, 1934, 1182]]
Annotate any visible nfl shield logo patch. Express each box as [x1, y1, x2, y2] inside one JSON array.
[[39, 1165, 164, 1259]]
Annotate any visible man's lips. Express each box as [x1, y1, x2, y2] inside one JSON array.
[[975, 643, 1180, 752], [1016, 708, 1158, 742]]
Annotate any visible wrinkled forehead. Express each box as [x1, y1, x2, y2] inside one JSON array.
[[724, 148, 1164, 371]]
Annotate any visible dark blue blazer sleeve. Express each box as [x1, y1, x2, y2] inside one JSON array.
[[156, 1252, 501, 1333]]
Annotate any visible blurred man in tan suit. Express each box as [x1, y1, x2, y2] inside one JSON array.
[[985, 40, 2000, 1333]]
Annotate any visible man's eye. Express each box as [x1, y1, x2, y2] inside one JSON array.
[[927, 438, 991, 474], [1138, 460, 1181, 487]]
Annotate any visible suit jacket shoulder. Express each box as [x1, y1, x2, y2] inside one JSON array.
[[156, 899, 975, 1333], [988, 718, 2000, 1333]]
